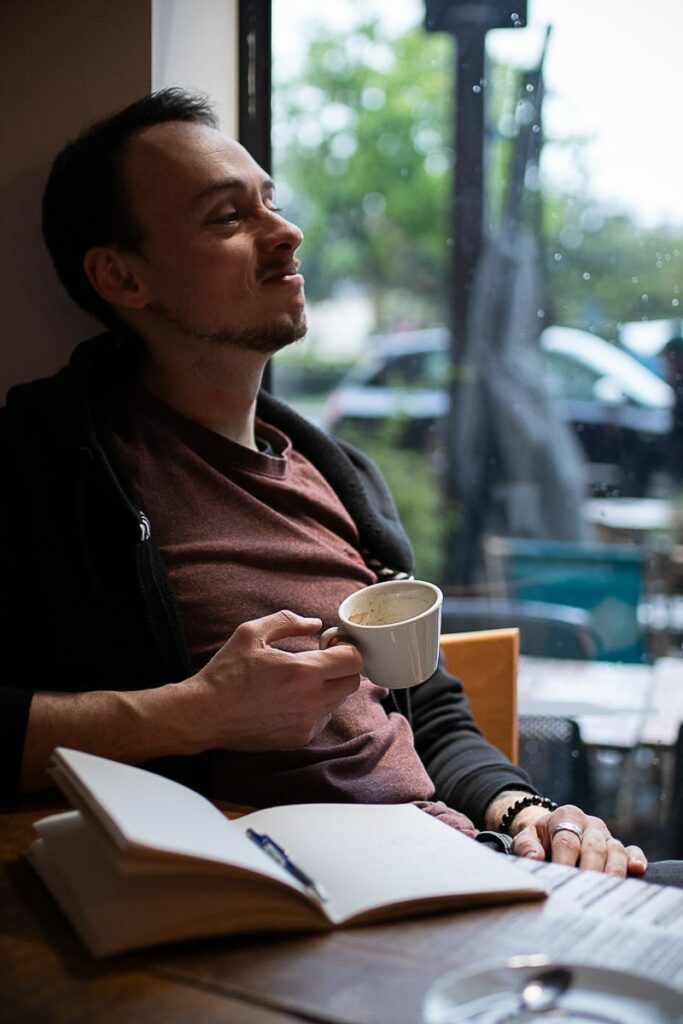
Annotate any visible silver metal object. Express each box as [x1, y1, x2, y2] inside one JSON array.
[[550, 821, 584, 841], [499, 967, 620, 1022]]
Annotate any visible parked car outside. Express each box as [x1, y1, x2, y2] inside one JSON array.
[[323, 326, 675, 496]]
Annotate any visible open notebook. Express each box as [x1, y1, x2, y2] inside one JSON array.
[[26, 748, 546, 956]]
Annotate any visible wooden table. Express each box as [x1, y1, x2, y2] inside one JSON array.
[[518, 655, 683, 750], [3, 799, 683, 1024]]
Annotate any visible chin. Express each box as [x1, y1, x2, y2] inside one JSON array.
[[226, 315, 308, 354]]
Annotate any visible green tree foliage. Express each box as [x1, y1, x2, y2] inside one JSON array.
[[274, 21, 454, 323], [274, 18, 682, 336], [543, 200, 681, 335]]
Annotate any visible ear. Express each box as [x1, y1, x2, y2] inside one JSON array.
[[83, 247, 150, 311]]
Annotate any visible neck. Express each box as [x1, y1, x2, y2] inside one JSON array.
[[139, 340, 268, 450]]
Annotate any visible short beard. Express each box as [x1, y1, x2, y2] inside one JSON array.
[[147, 304, 308, 354]]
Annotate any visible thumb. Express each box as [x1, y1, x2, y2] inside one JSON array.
[[511, 825, 547, 861], [246, 610, 323, 645]]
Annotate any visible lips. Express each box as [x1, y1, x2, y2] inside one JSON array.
[[260, 261, 303, 284]]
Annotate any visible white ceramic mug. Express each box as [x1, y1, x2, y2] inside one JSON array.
[[319, 579, 443, 689]]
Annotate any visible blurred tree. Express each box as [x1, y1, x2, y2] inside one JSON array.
[[543, 199, 682, 335], [274, 21, 454, 326], [274, 18, 682, 336]]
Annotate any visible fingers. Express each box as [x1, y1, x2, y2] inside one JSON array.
[[575, 823, 610, 871], [549, 815, 606, 870], [511, 827, 546, 861], [500, 800, 647, 879], [302, 642, 364, 677], [233, 612, 364, 677], [237, 610, 323, 645], [594, 838, 645, 877], [626, 845, 648, 876]]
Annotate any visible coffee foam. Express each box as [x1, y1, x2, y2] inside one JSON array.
[[347, 594, 433, 627], [349, 609, 401, 626]]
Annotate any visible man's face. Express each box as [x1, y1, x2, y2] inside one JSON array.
[[119, 122, 306, 352]]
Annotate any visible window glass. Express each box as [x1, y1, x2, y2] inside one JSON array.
[[271, 0, 683, 638], [543, 352, 598, 402]]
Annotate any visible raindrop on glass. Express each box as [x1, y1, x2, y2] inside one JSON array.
[[583, 272, 591, 280], [673, 298, 680, 307], [472, 84, 481, 93], [554, 252, 563, 262], [525, 83, 534, 93]]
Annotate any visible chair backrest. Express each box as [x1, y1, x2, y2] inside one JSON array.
[[441, 596, 598, 660], [518, 714, 593, 809], [439, 628, 519, 763], [484, 535, 645, 663]]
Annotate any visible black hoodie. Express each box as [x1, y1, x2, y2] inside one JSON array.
[[0, 334, 534, 814]]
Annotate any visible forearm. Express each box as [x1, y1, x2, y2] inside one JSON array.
[[20, 682, 195, 793], [19, 611, 363, 794]]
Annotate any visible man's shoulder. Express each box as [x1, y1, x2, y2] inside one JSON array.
[[4, 332, 109, 402], [0, 332, 130, 465], [2, 332, 132, 422]]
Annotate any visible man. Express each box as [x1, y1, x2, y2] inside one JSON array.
[[0, 88, 673, 881]]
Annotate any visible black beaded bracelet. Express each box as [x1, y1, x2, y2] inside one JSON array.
[[499, 795, 558, 835]]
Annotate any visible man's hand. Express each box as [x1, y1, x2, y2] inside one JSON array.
[[183, 610, 363, 753], [509, 802, 648, 878], [20, 610, 362, 792]]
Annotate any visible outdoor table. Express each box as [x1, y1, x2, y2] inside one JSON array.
[[582, 498, 683, 541], [517, 655, 683, 749]]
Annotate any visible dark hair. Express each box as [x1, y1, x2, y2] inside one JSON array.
[[42, 88, 219, 329]]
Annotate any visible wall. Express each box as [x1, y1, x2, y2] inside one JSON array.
[[0, 0, 238, 403], [153, 0, 238, 132]]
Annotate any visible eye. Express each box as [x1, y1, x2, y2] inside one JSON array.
[[211, 211, 239, 225]]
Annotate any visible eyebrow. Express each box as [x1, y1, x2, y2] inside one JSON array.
[[191, 176, 275, 207]]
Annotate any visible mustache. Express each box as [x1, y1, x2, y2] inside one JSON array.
[[257, 258, 301, 282]]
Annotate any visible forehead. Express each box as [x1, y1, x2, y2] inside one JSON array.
[[122, 121, 268, 214]]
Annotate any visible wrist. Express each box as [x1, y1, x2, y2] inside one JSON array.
[[483, 789, 532, 831], [499, 794, 558, 835], [157, 676, 206, 756]]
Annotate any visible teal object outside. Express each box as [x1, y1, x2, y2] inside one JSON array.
[[496, 538, 645, 663]]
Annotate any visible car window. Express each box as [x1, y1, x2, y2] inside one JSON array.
[[543, 351, 599, 401], [368, 350, 448, 389]]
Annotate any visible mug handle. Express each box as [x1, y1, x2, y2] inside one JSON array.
[[319, 626, 347, 650]]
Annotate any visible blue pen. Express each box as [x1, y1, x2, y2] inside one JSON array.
[[246, 828, 329, 903]]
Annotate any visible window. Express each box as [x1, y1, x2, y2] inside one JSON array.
[[271, 0, 683, 600]]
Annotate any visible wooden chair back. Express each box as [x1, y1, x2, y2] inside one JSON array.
[[439, 628, 519, 763]]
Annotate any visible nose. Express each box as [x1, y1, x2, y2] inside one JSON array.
[[260, 208, 303, 252]]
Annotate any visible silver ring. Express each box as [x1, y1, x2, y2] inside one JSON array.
[[551, 820, 584, 842]]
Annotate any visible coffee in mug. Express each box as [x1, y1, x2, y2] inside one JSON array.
[[319, 579, 443, 689]]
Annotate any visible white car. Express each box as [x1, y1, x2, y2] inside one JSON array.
[[324, 326, 674, 494]]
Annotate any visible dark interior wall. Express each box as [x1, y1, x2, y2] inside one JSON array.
[[0, 0, 154, 402]]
